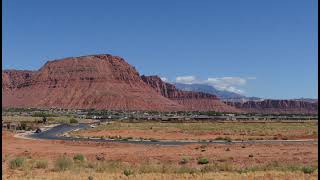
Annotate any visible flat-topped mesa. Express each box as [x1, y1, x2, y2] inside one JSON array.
[[37, 54, 142, 84], [141, 75, 219, 100], [2, 54, 185, 111], [226, 99, 318, 114]]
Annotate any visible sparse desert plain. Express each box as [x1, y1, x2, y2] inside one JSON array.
[[70, 121, 318, 141], [2, 116, 318, 180], [3, 0, 319, 179]]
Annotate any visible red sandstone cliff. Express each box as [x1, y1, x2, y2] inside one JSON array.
[[141, 75, 242, 112], [3, 54, 317, 114], [225, 100, 318, 114], [2, 54, 184, 111]]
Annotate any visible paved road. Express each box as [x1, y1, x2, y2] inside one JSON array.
[[29, 124, 318, 146]]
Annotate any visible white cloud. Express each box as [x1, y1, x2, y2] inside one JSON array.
[[224, 86, 245, 94], [207, 77, 246, 86], [174, 76, 256, 94], [175, 76, 198, 84], [160, 77, 168, 82], [205, 77, 247, 94]]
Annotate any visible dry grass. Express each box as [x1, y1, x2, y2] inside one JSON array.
[[2, 116, 79, 123], [2, 116, 42, 123], [3, 170, 318, 180], [71, 121, 318, 141], [88, 122, 317, 133]]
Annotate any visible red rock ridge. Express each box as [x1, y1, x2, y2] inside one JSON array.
[[141, 75, 219, 99], [141, 75, 242, 112], [225, 100, 318, 114], [2, 70, 35, 90], [2, 54, 185, 111]]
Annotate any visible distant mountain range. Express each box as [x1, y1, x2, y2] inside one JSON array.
[[174, 83, 262, 102], [2, 54, 239, 112], [291, 98, 318, 103], [174, 83, 318, 114], [2, 54, 317, 114]]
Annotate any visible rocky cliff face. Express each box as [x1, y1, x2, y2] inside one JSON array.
[[2, 70, 35, 90], [141, 75, 242, 112], [3, 54, 317, 114], [141, 75, 219, 99], [2, 54, 184, 111], [174, 83, 247, 101], [225, 100, 318, 114]]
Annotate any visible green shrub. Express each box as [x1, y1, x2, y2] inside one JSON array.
[[69, 118, 78, 124], [9, 157, 25, 169], [200, 145, 207, 149], [34, 159, 48, 169], [198, 157, 209, 165], [88, 176, 94, 180], [123, 169, 134, 176], [54, 156, 73, 171], [48, 117, 55, 122], [73, 154, 86, 162], [180, 157, 190, 164], [20, 122, 27, 130], [302, 166, 315, 174], [215, 136, 232, 142]]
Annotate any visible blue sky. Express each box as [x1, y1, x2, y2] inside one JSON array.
[[2, 0, 318, 99]]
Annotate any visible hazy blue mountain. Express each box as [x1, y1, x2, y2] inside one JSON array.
[[174, 83, 317, 103], [174, 83, 261, 102], [292, 98, 318, 103], [174, 83, 244, 99]]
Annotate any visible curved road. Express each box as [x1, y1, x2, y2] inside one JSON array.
[[29, 124, 318, 146]]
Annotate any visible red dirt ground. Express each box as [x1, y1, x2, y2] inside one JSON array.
[[2, 130, 318, 168]]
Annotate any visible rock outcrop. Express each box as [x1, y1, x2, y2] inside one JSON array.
[[3, 54, 317, 114], [225, 100, 318, 114], [2, 55, 241, 112], [2, 54, 185, 111], [141, 75, 242, 112], [2, 70, 35, 89]]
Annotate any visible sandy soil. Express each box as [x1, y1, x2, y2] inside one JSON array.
[[3, 171, 318, 180], [70, 121, 318, 141], [73, 129, 318, 141], [2, 130, 318, 168]]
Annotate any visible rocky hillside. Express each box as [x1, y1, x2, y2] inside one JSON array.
[[175, 83, 244, 100], [3, 54, 317, 114], [174, 83, 263, 102], [141, 75, 242, 112], [225, 100, 318, 114], [2, 54, 185, 111]]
